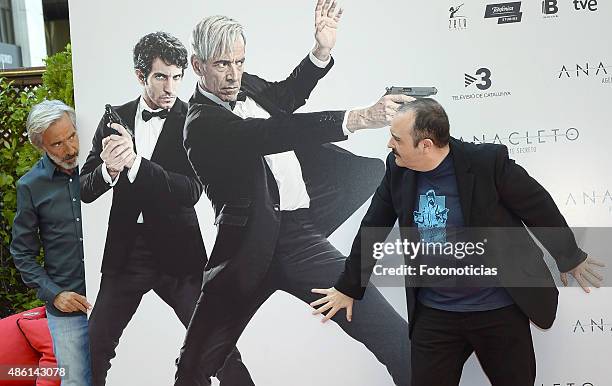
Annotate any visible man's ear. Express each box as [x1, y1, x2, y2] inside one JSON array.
[[135, 69, 146, 86], [191, 55, 204, 76], [422, 138, 435, 151]]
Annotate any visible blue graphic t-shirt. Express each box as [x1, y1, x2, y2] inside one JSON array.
[[415, 153, 514, 312]]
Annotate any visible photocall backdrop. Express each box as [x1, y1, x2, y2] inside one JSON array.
[[69, 0, 611, 385]]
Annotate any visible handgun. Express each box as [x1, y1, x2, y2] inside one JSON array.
[[103, 104, 134, 137], [385, 86, 438, 99]]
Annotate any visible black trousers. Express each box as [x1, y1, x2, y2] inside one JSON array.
[[88, 230, 253, 386], [411, 302, 536, 386], [175, 209, 410, 386]]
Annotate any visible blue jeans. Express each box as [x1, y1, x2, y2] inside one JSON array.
[[47, 312, 93, 386]]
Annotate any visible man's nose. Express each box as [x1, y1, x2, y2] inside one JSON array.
[[164, 78, 175, 94], [226, 63, 239, 81], [66, 141, 78, 155]]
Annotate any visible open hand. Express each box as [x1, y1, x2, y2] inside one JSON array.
[[561, 255, 605, 293], [310, 287, 354, 323], [312, 0, 344, 61]]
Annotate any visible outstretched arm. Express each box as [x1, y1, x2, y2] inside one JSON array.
[[311, 154, 399, 322]]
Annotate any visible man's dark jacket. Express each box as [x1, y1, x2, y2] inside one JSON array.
[[335, 138, 587, 334], [183, 55, 384, 297], [80, 98, 206, 275]]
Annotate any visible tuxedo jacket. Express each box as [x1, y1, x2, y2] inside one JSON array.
[[183, 55, 384, 297], [335, 137, 586, 334], [80, 98, 207, 275]]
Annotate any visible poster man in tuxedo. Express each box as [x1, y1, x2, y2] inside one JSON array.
[[80, 32, 253, 386], [174, 2, 414, 385], [315, 98, 605, 386]]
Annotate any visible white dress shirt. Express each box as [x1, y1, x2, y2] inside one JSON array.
[[197, 52, 350, 211], [101, 97, 168, 222]]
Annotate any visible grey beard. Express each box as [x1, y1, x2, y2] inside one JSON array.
[[48, 152, 79, 170]]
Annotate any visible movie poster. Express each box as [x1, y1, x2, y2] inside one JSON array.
[[70, 1, 611, 385]]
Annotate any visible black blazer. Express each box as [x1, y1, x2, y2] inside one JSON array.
[[335, 138, 586, 333], [80, 98, 207, 275], [183, 55, 385, 297]]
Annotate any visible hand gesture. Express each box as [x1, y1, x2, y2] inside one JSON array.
[[561, 255, 605, 293], [310, 287, 354, 323], [312, 0, 344, 61]]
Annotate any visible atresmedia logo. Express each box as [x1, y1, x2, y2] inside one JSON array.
[[484, 2, 522, 24]]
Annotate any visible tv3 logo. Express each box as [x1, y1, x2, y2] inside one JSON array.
[[465, 68, 492, 90]]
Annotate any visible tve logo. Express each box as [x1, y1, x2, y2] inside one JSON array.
[[573, 0, 597, 12]]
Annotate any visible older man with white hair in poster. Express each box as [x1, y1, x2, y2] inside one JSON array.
[[174, 1, 414, 385]]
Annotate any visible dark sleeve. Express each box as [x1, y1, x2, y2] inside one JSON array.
[[10, 181, 63, 304], [80, 115, 112, 203], [494, 145, 587, 272], [132, 157, 203, 207], [249, 55, 335, 113], [185, 107, 347, 159], [334, 153, 399, 299]]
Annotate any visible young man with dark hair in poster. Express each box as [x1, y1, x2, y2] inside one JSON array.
[[80, 31, 254, 386], [174, 1, 414, 385]]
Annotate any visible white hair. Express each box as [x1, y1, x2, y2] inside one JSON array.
[[26, 100, 76, 149], [191, 15, 246, 63]]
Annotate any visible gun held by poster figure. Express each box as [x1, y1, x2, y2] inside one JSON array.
[[385, 86, 438, 100], [103, 104, 134, 137]]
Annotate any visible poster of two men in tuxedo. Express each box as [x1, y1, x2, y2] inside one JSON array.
[[73, 0, 416, 385]]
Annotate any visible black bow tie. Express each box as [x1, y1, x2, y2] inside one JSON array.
[[228, 91, 247, 110], [142, 109, 169, 122]]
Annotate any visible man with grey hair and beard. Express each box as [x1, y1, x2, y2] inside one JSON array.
[[175, 1, 413, 385], [11, 99, 93, 385]]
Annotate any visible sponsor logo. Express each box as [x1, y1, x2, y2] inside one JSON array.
[[449, 3, 468, 30], [464, 68, 492, 90], [542, 0, 559, 18], [573, 0, 597, 11], [484, 2, 523, 24], [453, 67, 512, 101]]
